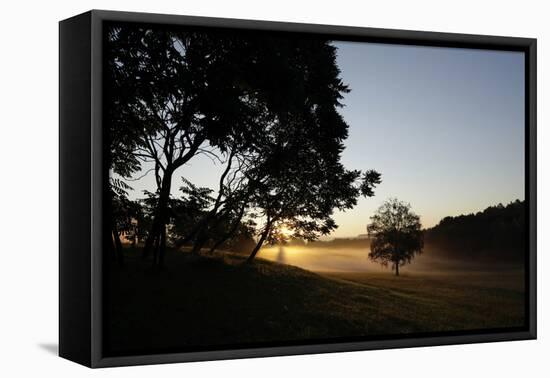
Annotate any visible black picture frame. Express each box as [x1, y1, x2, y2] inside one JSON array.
[[59, 9, 537, 368]]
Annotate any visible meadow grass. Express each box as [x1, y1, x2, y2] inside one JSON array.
[[106, 248, 525, 355]]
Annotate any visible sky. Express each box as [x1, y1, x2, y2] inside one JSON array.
[[332, 42, 525, 236], [122, 41, 525, 239]]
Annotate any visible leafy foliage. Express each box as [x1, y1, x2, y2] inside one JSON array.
[[168, 178, 214, 244], [367, 198, 424, 275], [104, 23, 382, 264]]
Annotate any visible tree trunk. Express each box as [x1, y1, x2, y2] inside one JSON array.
[[143, 215, 161, 259], [395, 260, 399, 276], [152, 233, 159, 266], [143, 168, 173, 262], [158, 223, 167, 266], [247, 224, 271, 263]]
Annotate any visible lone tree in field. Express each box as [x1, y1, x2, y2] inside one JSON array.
[[367, 198, 424, 276]]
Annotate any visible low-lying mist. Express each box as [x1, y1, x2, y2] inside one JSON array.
[[257, 244, 523, 274]]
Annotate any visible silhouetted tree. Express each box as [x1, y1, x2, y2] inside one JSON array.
[[181, 38, 384, 260], [247, 152, 381, 262], [183, 151, 253, 255], [169, 179, 215, 244], [367, 198, 424, 276], [241, 40, 381, 261], [106, 26, 280, 265], [164, 174, 253, 256], [105, 26, 336, 264], [106, 25, 383, 266], [109, 178, 142, 265], [105, 29, 144, 265]]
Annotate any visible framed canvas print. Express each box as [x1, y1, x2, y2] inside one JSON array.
[[59, 10, 537, 368]]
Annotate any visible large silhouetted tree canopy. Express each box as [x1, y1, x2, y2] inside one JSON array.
[[367, 198, 424, 276], [105, 23, 381, 265], [106, 26, 271, 264]]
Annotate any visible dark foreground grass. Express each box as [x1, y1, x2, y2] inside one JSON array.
[[106, 248, 525, 355]]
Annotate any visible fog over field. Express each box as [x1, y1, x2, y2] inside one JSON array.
[[258, 244, 521, 274], [258, 245, 374, 272]]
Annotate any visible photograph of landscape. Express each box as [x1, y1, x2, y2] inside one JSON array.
[[104, 22, 527, 356]]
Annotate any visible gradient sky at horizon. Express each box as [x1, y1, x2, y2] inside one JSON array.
[[122, 41, 525, 238], [332, 42, 524, 236]]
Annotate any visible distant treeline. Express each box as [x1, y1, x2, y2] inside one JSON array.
[[424, 200, 525, 261], [284, 200, 526, 262]]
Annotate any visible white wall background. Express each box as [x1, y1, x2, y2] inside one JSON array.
[[0, 0, 546, 376]]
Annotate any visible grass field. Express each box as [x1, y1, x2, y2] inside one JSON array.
[[106, 247, 525, 356]]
